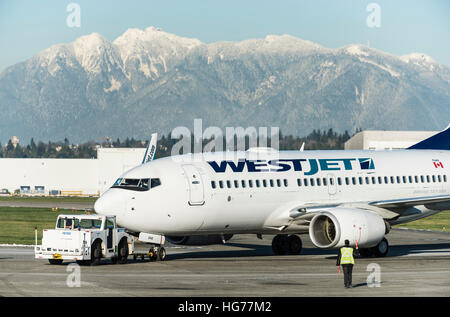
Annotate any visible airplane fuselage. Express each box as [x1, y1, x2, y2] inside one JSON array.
[[95, 149, 450, 236]]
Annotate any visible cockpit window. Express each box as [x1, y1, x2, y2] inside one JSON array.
[[111, 178, 161, 191], [151, 178, 161, 188]]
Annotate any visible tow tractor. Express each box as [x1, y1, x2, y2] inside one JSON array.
[[35, 214, 166, 265]]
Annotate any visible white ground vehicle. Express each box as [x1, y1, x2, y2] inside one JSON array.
[[35, 214, 135, 265]]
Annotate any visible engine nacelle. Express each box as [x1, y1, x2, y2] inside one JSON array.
[[166, 234, 233, 245], [309, 208, 387, 249]]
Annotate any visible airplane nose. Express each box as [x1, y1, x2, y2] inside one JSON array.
[[94, 196, 107, 215], [94, 189, 125, 216]]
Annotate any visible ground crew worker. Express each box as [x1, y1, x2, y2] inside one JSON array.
[[336, 239, 356, 288]]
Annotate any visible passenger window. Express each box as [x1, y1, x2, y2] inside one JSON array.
[[226, 180, 231, 188], [310, 179, 315, 186], [345, 177, 350, 185], [284, 179, 288, 187], [256, 180, 261, 188], [297, 179, 302, 187], [270, 179, 274, 187], [337, 178, 342, 186], [276, 179, 281, 187], [323, 178, 328, 186], [263, 180, 267, 187], [444, 175, 447, 182], [303, 179, 308, 187], [316, 178, 321, 186], [426, 175, 430, 183], [211, 181, 216, 189], [249, 180, 253, 188], [241, 180, 246, 188], [219, 180, 224, 189], [234, 180, 239, 188]]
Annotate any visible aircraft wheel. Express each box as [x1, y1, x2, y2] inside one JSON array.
[[372, 238, 389, 257], [272, 235, 288, 255], [157, 247, 167, 261], [287, 235, 302, 255]]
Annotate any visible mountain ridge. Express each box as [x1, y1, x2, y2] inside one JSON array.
[[0, 27, 448, 143]]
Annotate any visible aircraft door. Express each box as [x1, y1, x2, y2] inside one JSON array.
[[181, 165, 205, 206]]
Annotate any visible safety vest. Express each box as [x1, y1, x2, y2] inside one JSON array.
[[340, 247, 355, 265]]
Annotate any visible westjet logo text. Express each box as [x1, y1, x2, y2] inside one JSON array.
[[207, 158, 375, 175]]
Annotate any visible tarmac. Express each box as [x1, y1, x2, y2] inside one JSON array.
[[0, 229, 449, 297]]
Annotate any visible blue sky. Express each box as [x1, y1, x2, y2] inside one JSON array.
[[0, 0, 449, 72]]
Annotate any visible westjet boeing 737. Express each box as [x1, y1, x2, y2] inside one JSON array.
[[94, 127, 450, 257]]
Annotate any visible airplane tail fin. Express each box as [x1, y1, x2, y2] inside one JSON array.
[[407, 125, 450, 150]]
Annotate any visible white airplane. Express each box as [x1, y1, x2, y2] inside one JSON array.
[[94, 127, 450, 257]]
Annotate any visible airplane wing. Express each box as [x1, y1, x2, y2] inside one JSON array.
[[370, 194, 450, 209], [263, 194, 450, 232]]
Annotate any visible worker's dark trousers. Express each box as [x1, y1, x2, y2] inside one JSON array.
[[342, 264, 353, 287]]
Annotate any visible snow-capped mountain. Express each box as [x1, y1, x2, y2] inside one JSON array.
[[0, 26, 449, 143]]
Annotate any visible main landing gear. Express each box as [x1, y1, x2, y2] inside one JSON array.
[[272, 234, 303, 255], [358, 237, 389, 258]]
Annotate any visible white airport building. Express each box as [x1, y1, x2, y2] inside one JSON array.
[[344, 130, 439, 150], [0, 148, 146, 196]]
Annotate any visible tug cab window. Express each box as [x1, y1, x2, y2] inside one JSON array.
[[112, 178, 161, 191]]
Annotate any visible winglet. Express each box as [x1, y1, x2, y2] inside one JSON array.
[[142, 133, 158, 164], [407, 125, 450, 150]]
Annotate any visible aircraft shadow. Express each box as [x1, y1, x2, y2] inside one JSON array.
[[386, 243, 450, 257], [166, 242, 450, 261], [166, 242, 338, 261]]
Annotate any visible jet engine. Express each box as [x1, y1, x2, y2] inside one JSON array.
[[166, 234, 233, 245], [309, 208, 387, 249]]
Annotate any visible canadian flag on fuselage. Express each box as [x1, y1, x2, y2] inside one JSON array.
[[433, 160, 444, 168]]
